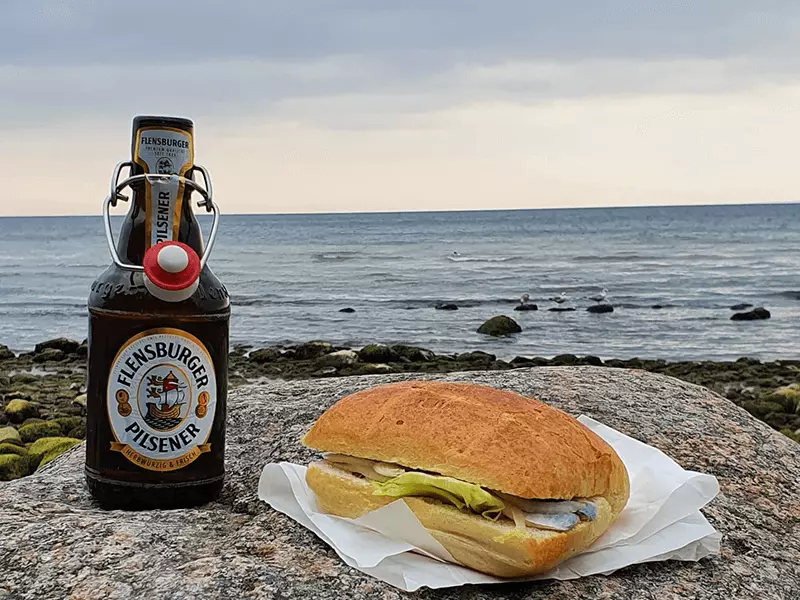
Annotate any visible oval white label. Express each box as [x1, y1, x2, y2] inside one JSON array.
[[107, 328, 216, 472]]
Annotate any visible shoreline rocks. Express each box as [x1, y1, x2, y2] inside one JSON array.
[[587, 304, 614, 314], [731, 307, 771, 321], [477, 315, 522, 336]]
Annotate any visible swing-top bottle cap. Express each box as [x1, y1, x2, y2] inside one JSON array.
[[143, 241, 201, 302]]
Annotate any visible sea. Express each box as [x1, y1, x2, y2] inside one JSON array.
[[1, 204, 799, 362]]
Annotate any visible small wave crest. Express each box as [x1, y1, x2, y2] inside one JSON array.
[[447, 256, 520, 263], [312, 252, 361, 262]]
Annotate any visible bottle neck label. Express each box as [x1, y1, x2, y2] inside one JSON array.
[[133, 126, 194, 249]]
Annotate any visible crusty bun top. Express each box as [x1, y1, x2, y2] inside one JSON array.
[[302, 381, 629, 511]]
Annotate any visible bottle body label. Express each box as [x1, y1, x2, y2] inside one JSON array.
[[133, 126, 194, 249], [106, 327, 216, 472]]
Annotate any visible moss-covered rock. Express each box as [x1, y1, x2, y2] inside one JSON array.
[[249, 347, 282, 363], [319, 350, 358, 368], [357, 344, 400, 363], [476, 315, 522, 337], [28, 436, 81, 470], [34, 337, 80, 355], [3, 399, 40, 423], [0, 454, 32, 481], [52, 416, 84, 435], [67, 424, 87, 439], [18, 420, 61, 443], [292, 341, 332, 360], [0, 426, 22, 446], [390, 345, 436, 362], [0, 443, 27, 456], [9, 373, 38, 386], [456, 351, 496, 363], [0, 344, 14, 360], [32, 348, 65, 363]]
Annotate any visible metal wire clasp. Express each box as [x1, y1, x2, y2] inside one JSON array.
[[102, 161, 220, 272]]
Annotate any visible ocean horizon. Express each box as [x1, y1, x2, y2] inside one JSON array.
[[1, 202, 799, 361]]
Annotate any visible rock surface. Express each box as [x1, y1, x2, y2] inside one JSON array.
[[731, 307, 771, 321], [1, 367, 798, 599]]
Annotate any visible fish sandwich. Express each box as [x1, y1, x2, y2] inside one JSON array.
[[301, 380, 630, 577]]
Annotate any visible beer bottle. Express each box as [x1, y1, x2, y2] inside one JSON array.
[[85, 116, 230, 509]]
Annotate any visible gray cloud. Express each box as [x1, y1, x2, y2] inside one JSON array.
[[2, 1, 800, 129]]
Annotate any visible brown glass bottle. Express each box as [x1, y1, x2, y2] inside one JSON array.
[[85, 116, 230, 510]]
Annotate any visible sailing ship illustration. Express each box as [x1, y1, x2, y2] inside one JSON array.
[[145, 371, 187, 424]]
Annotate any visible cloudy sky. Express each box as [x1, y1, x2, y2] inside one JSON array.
[[2, 1, 800, 216]]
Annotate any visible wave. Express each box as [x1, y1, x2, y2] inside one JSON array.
[[447, 256, 521, 263], [776, 290, 800, 300], [312, 252, 362, 262], [572, 253, 656, 263]]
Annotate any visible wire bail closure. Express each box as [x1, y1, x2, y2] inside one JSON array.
[[102, 161, 220, 273]]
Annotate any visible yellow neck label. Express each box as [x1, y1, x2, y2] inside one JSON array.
[[133, 127, 194, 249]]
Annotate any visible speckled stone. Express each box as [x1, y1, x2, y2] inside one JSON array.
[[1, 367, 798, 599]]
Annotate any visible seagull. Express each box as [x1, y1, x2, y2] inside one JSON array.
[[589, 288, 608, 303], [550, 292, 569, 304], [520, 293, 530, 306]]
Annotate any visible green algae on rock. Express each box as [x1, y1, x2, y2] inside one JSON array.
[[0, 442, 27, 456], [0, 454, 31, 481], [32, 437, 81, 470], [18, 420, 61, 443], [3, 399, 40, 423]]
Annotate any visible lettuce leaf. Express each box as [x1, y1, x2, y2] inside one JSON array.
[[372, 471, 505, 520]]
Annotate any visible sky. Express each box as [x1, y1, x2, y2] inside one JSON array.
[[2, 1, 800, 216]]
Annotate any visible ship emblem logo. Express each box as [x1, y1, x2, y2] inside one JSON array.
[[156, 156, 175, 174], [143, 369, 187, 431]]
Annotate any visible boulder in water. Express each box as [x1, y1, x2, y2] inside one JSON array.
[[651, 305, 665, 309], [548, 307, 577, 312], [731, 307, 771, 321], [338, 307, 356, 313], [0, 345, 14, 360], [730, 303, 753, 311], [587, 304, 614, 314], [477, 315, 522, 336], [456, 351, 496, 364], [513, 303, 538, 311], [435, 303, 459, 311]]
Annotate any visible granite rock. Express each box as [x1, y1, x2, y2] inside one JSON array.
[[1, 367, 799, 599]]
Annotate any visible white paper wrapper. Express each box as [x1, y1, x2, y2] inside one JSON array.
[[258, 416, 722, 591]]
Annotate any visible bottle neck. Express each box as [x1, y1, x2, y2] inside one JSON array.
[[116, 121, 204, 266]]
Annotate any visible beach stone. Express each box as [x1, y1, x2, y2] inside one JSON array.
[[731, 307, 771, 321], [513, 304, 538, 311], [3, 399, 40, 423], [293, 341, 333, 360], [587, 304, 614, 314], [356, 363, 396, 374], [390, 345, 436, 363], [51, 416, 84, 436], [338, 307, 356, 313], [249, 347, 282, 364], [0, 426, 22, 446], [357, 344, 400, 364], [0, 344, 14, 360], [72, 393, 87, 411], [320, 350, 359, 368], [75, 343, 88, 357], [32, 348, 65, 363], [6, 391, 34, 401], [651, 304, 665, 309], [0, 368, 798, 598], [10, 373, 38, 385], [477, 315, 522, 336], [33, 337, 81, 355], [17, 420, 61, 443], [434, 303, 458, 310], [67, 424, 87, 439]]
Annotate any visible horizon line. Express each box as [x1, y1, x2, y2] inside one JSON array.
[[1, 199, 798, 219]]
